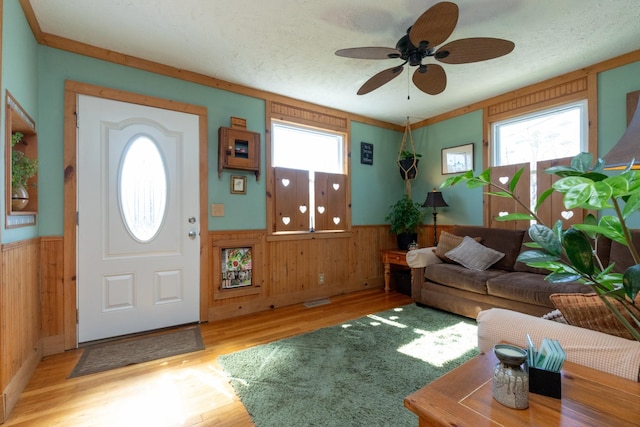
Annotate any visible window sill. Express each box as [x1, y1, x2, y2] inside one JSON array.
[[266, 231, 352, 242]]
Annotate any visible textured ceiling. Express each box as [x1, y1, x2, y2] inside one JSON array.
[[29, 0, 640, 125]]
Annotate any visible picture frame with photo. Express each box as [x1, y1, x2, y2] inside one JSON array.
[[230, 175, 247, 194], [441, 143, 474, 175]]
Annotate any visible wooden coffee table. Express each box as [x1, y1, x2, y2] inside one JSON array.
[[405, 348, 640, 426]]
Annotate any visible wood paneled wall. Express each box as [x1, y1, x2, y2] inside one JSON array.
[[1, 239, 41, 423]]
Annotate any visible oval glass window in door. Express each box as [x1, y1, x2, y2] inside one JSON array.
[[119, 135, 168, 242]]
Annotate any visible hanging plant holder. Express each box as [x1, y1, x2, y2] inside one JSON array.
[[397, 118, 420, 196], [398, 158, 419, 180]]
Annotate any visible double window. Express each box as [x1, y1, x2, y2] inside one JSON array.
[[270, 120, 348, 234], [492, 100, 588, 213], [488, 100, 589, 228]]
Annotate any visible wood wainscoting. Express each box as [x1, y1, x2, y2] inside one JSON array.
[[0, 224, 446, 422], [0, 238, 41, 423]]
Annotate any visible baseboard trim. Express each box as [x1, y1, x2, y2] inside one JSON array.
[[1, 340, 42, 423], [43, 335, 65, 356]]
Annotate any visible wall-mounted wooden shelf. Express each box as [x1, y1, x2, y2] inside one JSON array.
[[218, 119, 260, 180], [5, 92, 38, 228]]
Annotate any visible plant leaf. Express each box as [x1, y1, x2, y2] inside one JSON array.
[[570, 152, 594, 172], [485, 191, 512, 198], [622, 264, 640, 300], [516, 250, 559, 264], [546, 272, 582, 283], [623, 191, 640, 219], [509, 167, 524, 193], [494, 213, 535, 222], [534, 187, 554, 212], [562, 228, 594, 275], [528, 224, 562, 256], [553, 176, 591, 193]]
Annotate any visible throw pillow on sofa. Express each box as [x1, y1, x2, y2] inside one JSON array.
[[550, 293, 640, 340], [434, 231, 481, 263], [444, 236, 505, 271]]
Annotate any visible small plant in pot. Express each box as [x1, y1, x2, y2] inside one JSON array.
[[385, 194, 425, 249], [11, 131, 38, 211], [398, 150, 421, 180]]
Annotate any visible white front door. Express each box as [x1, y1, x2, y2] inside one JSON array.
[[77, 95, 200, 343]]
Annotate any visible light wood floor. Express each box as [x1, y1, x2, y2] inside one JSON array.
[[5, 289, 413, 426]]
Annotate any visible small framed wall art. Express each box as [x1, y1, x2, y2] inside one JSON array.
[[441, 143, 474, 175], [360, 142, 374, 165], [230, 175, 247, 194]]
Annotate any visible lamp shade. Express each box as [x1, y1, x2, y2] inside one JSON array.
[[422, 188, 448, 208], [603, 100, 640, 170]]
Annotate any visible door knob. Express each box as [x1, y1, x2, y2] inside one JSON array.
[[188, 230, 198, 239], [188, 216, 196, 224]]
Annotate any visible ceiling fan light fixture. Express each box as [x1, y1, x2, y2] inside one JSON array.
[[336, 1, 513, 96]]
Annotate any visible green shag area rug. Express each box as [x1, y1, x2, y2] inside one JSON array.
[[217, 304, 478, 427]]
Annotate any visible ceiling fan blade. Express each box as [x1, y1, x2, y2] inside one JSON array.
[[435, 38, 515, 64], [412, 64, 447, 95], [357, 65, 405, 95], [409, 2, 458, 49], [335, 47, 401, 60]]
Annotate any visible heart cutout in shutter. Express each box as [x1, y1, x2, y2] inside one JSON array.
[[333, 183, 340, 191], [317, 206, 325, 214], [498, 211, 509, 217], [561, 210, 574, 220], [281, 178, 290, 187], [282, 217, 291, 225], [333, 217, 340, 224], [299, 205, 307, 213], [499, 176, 509, 184]]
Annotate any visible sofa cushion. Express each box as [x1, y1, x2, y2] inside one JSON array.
[[434, 231, 481, 263], [450, 226, 525, 271], [425, 263, 507, 294], [550, 293, 640, 341], [445, 236, 505, 271], [486, 272, 591, 307]]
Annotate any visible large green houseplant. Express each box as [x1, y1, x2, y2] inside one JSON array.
[[385, 194, 425, 250], [442, 152, 640, 341]]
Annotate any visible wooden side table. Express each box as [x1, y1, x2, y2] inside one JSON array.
[[405, 349, 640, 426], [380, 249, 409, 293]]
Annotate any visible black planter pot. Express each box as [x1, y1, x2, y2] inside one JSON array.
[[398, 159, 419, 180], [396, 232, 418, 250]]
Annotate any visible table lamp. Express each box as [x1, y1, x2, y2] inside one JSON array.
[[422, 188, 448, 246]]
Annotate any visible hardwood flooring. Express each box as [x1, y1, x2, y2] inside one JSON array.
[[4, 289, 412, 426]]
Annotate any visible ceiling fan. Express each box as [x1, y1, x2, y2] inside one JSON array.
[[335, 1, 514, 96]]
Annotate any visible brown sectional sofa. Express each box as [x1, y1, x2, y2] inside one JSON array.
[[408, 225, 635, 319]]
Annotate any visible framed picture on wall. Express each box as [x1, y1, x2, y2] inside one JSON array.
[[230, 175, 247, 194], [441, 143, 474, 175]]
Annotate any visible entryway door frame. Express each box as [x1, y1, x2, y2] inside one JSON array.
[[63, 80, 210, 349]]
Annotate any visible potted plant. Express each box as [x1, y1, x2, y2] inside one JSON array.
[[385, 194, 425, 249], [398, 150, 421, 180], [11, 131, 38, 211], [442, 152, 640, 341]]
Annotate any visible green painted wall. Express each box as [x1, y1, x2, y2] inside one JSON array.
[[4, 1, 403, 240], [3, 1, 640, 240], [37, 47, 267, 235], [597, 61, 640, 157], [350, 121, 403, 225], [412, 111, 484, 226], [2, 0, 39, 242]]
